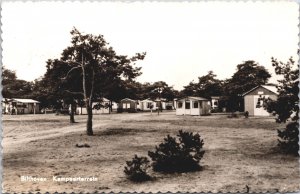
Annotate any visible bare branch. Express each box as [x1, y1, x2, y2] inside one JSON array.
[[61, 66, 81, 80]]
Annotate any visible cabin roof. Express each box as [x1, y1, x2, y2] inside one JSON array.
[[120, 98, 136, 102], [12, 98, 40, 103], [242, 85, 278, 96], [177, 96, 209, 101]]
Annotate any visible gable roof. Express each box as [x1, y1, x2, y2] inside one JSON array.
[[120, 98, 136, 102], [178, 96, 209, 101], [141, 98, 154, 102], [242, 85, 278, 96], [12, 98, 40, 103]]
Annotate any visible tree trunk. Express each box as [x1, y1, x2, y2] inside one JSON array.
[[69, 103, 76, 123], [109, 100, 112, 114], [86, 104, 93, 136]]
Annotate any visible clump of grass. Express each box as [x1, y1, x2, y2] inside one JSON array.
[[227, 112, 239, 118], [75, 143, 90, 148]]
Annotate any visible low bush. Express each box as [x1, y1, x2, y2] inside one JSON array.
[[148, 130, 205, 173], [124, 155, 152, 182], [117, 108, 123, 113], [75, 143, 90, 148], [227, 112, 239, 118], [244, 111, 249, 118], [210, 108, 219, 113], [127, 108, 137, 113]]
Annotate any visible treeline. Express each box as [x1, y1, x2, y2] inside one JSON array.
[[2, 59, 273, 113], [1, 30, 272, 113]]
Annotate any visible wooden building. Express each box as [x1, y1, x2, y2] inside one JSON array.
[[211, 96, 220, 110], [119, 98, 138, 111], [176, 96, 210, 116], [2, 98, 40, 114], [242, 85, 278, 116], [76, 98, 118, 114], [138, 99, 156, 111]]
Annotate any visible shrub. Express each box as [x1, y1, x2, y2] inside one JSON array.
[[127, 108, 137, 113], [244, 111, 249, 118], [148, 130, 205, 173], [117, 108, 123, 113], [166, 105, 173, 110], [278, 122, 299, 155], [124, 155, 152, 182], [210, 108, 219, 113], [227, 112, 239, 118]]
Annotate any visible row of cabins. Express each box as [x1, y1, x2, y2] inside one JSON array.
[[2, 85, 278, 117], [2, 98, 40, 114], [175, 85, 278, 116]]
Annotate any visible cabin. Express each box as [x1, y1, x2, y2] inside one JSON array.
[[2, 98, 40, 114], [154, 98, 167, 110], [165, 101, 175, 110], [139, 99, 157, 111], [119, 98, 138, 111], [242, 85, 278, 116], [173, 98, 178, 109], [211, 96, 220, 110], [176, 96, 210, 116], [76, 98, 118, 115]]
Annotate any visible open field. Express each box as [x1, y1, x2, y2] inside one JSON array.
[[2, 112, 300, 193]]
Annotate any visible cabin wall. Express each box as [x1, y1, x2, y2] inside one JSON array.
[[244, 94, 277, 116]]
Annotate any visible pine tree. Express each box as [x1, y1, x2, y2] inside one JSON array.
[[264, 57, 299, 155]]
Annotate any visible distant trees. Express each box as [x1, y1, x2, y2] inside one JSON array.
[[264, 57, 299, 155], [223, 61, 271, 111], [2, 67, 34, 99], [182, 71, 223, 99], [146, 81, 177, 101]]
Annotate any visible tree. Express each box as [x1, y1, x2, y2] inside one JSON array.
[[57, 28, 145, 135], [2, 66, 34, 99], [223, 61, 271, 111], [146, 81, 176, 101], [182, 71, 223, 99], [35, 59, 82, 123], [264, 57, 299, 155]]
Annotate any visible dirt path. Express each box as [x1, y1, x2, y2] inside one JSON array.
[[2, 112, 161, 148]]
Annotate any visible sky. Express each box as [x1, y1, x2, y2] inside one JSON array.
[[1, 1, 299, 90]]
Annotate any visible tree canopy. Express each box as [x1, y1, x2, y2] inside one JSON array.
[[223, 61, 271, 111], [224, 61, 271, 96], [45, 28, 146, 135], [182, 71, 223, 99], [2, 66, 34, 99]]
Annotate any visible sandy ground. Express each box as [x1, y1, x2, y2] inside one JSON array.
[[2, 112, 300, 193]]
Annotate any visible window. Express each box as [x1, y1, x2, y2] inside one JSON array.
[[123, 103, 126, 109], [193, 102, 198, 108], [126, 103, 130, 109], [178, 102, 183, 108], [185, 101, 190, 109]]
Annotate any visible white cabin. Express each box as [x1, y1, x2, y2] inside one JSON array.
[[176, 96, 210, 116]]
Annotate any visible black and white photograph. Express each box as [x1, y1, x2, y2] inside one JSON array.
[[1, 1, 299, 193]]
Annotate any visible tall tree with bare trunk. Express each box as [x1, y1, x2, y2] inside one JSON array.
[[55, 28, 145, 135]]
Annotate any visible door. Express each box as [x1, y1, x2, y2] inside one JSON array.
[[184, 100, 191, 115]]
